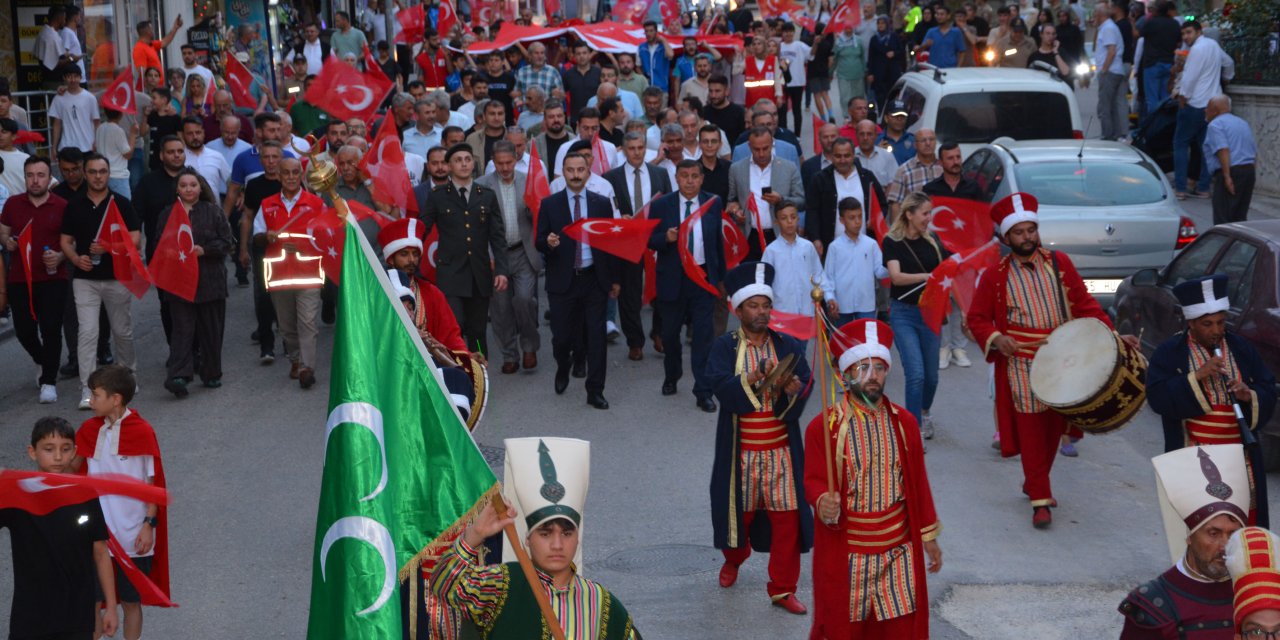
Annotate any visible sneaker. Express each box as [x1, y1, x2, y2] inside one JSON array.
[[1189, 190, 1211, 199], [78, 388, 92, 410], [951, 348, 972, 368], [991, 432, 1001, 449], [260, 351, 276, 365], [921, 413, 936, 440], [1059, 441, 1079, 457], [938, 347, 951, 370], [606, 321, 620, 344], [1176, 191, 1189, 201], [38, 384, 57, 404]]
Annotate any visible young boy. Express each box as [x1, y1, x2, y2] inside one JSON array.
[[761, 202, 823, 317], [74, 364, 170, 640], [822, 198, 888, 325], [1, 417, 119, 639]]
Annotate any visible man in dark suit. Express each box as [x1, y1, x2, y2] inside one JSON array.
[[535, 153, 620, 409], [419, 144, 510, 357], [648, 160, 727, 413], [805, 137, 887, 261], [604, 131, 672, 361], [800, 123, 839, 192]]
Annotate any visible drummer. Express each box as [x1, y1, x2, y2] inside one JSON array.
[[966, 193, 1138, 530], [1146, 274, 1276, 524]]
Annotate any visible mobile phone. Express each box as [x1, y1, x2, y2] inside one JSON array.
[[761, 186, 773, 195]]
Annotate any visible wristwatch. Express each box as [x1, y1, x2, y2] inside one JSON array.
[[142, 516, 158, 528]]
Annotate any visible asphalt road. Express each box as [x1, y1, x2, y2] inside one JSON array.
[[0, 79, 1276, 639]]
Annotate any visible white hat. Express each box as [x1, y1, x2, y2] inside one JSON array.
[[1153, 444, 1250, 563], [832, 319, 894, 373], [502, 438, 590, 570]]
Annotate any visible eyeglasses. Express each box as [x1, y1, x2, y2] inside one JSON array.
[[854, 363, 888, 375], [1243, 629, 1280, 640]]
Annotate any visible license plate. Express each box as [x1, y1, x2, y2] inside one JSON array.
[[1085, 279, 1122, 294]]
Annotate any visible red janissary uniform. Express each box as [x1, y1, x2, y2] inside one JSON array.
[[966, 247, 1110, 506], [744, 56, 780, 110], [804, 396, 940, 640], [411, 275, 466, 353]]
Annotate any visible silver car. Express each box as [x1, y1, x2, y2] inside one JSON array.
[[960, 139, 1199, 309]]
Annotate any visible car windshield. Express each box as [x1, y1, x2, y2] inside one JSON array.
[[935, 92, 1074, 142], [1014, 161, 1166, 206]]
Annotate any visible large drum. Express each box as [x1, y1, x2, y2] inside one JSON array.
[[1029, 317, 1147, 434]]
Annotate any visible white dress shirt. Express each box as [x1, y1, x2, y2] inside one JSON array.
[[833, 167, 865, 239], [857, 146, 898, 190], [553, 137, 618, 179], [186, 146, 232, 197], [303, 39, 325, 75], [762, 235, 823, 316], [622, 162, 653, 213], [821, 233, 888, 314], [680, 194, 706, 265], [550, 174, 619, 217], [34, 24, 64, 71], [656, 158, 678, 191], [564, 187, 593, 268], [253, 189, 304, 234], [485, 154, 548, 177], [682, 145, 702, 161], [1177, 36, 1232, 109], [748, 160, 774, 230]]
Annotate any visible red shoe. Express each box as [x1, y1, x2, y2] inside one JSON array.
[[773, 595, 808, 615], [1033, 506, 1052, 529], [718, 562, 738, 588]]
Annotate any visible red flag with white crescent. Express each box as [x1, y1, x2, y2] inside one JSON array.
[[611, 0, 653, 23], [101, 68, 136, 115], [224, 54, 259, 110], [95, 198, 151, 298], [677, 197, 721, 297], [148, 202, 199, 302], [362, 44, 389, 84], [869, 190, 889, 244], [16, 221, 35, 320], [395, 3, 426, 43], [722, 212, 747, 269], [0, 469, 170, 515], [917, 239, 1000, 333], [437, 0, 458, 37], [928, 196, 993, 253], [562, 216, 661, 264], [746, 193, 767, 253], [769, 309, 816, 340], [420, 226, 440, 283], [824, 0, 861, 34], [591, 134, 611, 176], [360, 115, 417, 215], [525, 142, 552, 234], [305, 58, 393, 122], [307, 209, 347, 284]]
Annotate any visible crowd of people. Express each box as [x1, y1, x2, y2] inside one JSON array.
[[0, 0, 1273, 638]]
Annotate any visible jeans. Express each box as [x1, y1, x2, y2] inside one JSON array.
[[837, 311, 877, 326], [1174, 105, 1211, 193], [108, 177, 131, 200], [1097, 71, 1129, 141], [889, 300, 940, 425], [1142, 61, 1172, 115]]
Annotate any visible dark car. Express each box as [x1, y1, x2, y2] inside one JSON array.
[[1112, 221, 1280, 468]]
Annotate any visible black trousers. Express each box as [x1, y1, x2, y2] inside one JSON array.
[[61, 283, 109, 363], [746, 228, 776, 262], [658, 282, 717, 400], [1212, 165, 1256, 226], [252, 243, 277, 355], [166, 298, 226, 382], [549, 270, 609, 394], [780, 86, 806, 137], [618, 260, 647, 348], [11, 279, 67, 385], [446, 294, 491, 357]]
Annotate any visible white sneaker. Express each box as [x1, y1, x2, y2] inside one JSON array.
[[938, 347, 951, 370], [78, 388, 92, 410], [38, 384, 57, 404], [951, 348, 972, 368]]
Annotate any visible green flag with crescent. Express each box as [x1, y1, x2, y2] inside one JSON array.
[[306, 220, 498, 638]]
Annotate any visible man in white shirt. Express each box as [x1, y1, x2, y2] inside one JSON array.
[[777, 23, 812, 137], [208, 114, 253, 168], [485, 127, 548, 176], [34, 6, 69, 84], [180, 44, 215, 91], [60, 6, 85, 78], [1087, 2, 1127, 141], [550, 140, 618, 216], [403, 99, 444, 158], [552, 109, 617, 180], [47, 68, 98, 155], [0, 119, 30, 197], [300, 23, 326, 76], [678, 110, 702, 161], [181, 116, 232, 201], [854, 120, 899, 188], [1171, 20, 1231, 197]]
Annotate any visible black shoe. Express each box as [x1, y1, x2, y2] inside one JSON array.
[[661, 380, 677, 396], [697, 396, 717, 413], [321, 302, 336, 325], [587, 392, 609, 409], [251, 329, 260, 344], [572, 362, 586, 378], [59, 360, 78, 379], [163, 377, 189, 398], [555, 368, 570, 395], [97, 353, 114, 366]]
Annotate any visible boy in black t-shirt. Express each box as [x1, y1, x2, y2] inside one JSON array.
[[0, 417, 119, 639]]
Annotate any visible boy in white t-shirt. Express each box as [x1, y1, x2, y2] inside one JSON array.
[[48, 67, 99, 154], [776, 23, 812, 138], [762, 202, 823, 318], [822, 197, 888, 325]]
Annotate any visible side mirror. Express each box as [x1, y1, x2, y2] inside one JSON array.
[[1131, 268, 1160, 287]]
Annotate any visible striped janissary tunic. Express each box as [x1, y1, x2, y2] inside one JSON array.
[[1004, 250, 1067, 413], [844, 401, 917, 622], [1185, 336, 1245, 444], [739, 336, 799, 512]]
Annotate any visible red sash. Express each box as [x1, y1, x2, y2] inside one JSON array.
[[1007, 325, 1054, 359], [1186, 404, 1242, 445], [845, 502, 909, 555], [739, 411, 788, 451]]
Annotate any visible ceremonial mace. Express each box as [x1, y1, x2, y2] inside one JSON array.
[[811, 279, 837, 514], [1215, 347, 1270, 528]]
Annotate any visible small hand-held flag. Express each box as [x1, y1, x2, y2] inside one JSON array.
[[562, 216, 661, 264], [395, 3, 426, 43], [746, 193, 767, 254], [590, 134, 611, 176], [95, 197, 152, 298], [769, 309, 817, 340], [102, 69, 136, 115], [721, 213, 747, 270], [677, 197, 721, 297], [16, 221, 35, 319], [436, 0, 458, 37], [306, 58, 394, 122], [362, 44, 389, 84], [825, 0, 862, 33], [525, 143, 552, 235], [224, 54, 259, 110], [149, 202, 199, 302], [360, 116, 416, 215], [0, 469, 170, 515]]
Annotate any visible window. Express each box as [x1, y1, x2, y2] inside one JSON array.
[[976, 153, 1005, 202], [1013, 161, 1165, 207], [900, 84, 927, 130], [935, 91, 1074, 143], [1163, 233, 1230, 286], [1215, 241, 1259, 311], [961, 150, 988, 183]]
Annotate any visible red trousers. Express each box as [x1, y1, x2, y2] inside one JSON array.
[[810, 608, 919, 640], [1014, 410, 1068, 506], [722, 509, 801, 600]]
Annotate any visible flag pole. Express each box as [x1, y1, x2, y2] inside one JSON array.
[[489, 493, 568, 640], [810, 278, 835, 498]]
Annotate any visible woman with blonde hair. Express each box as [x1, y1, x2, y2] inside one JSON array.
[[181, 74, 210, 118], [882, 191, 952, 439]]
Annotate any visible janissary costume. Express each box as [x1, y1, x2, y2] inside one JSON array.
[[1146, 274, 1276, 525], [1225, 527, 1280, 634], [804, 319, 941, 640], [705, 262, 814, 613], [1118, 444, 1249, 639], [429, 437, 640, 640], [966, 192, 1112, 528]]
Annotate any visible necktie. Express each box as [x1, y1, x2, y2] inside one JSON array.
[[574, 194, 584, 269], [633, 168, 643, 215], [684, 199, 696, 256], [458, 186, 467, 204]]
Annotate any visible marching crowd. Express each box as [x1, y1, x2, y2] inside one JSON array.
[[0, 0, 1274, 639]]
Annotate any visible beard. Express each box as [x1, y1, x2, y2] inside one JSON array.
[[846, 378, 884, 405], [1010, 238, 1040, 257], [1189, 546, 1230, 581]]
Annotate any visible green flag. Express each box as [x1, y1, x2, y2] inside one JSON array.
[[307, 221, 498, 638]]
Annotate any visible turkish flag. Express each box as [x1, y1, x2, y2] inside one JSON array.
[[790, 11, 817, 32], [437, 0, 458, 37], [347, 199, 395, 230], [307, 209, 347, 284], [563, 216, 661, 264], [101, 68, 136, 115], [769, 309, 816, 340], [918, 239, 1000, 333], [360, 115, 416, 215], [951, 240, 1000, 314], [928, 196, 993, 253], [591, 134, 611, 176], [148, 202, 199, 302], [95, 198, 151, 298], [16, 221, 35, 320], [0, 469, 169, 516], [722, 213, 747, 270], [419, 226, 440, 283], [396, 3, 426, 43], [224, 54, 258, 110], [746, 193, 767, 253], [758, 0, 800, 19], [14, 130, 44, 145], [363, 44, 389, 85], [612, 0, 653, 23], [825, 0, 861, 34], [677, 197, 721, 297], [868, 191, 889, 244], [658, 0, 680, 28], [525, 142, 552, 235], [305, 57, 393, 122]]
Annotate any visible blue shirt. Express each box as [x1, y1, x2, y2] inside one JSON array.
[[923, 26, 967, 68], [586, 89, 645, 120], [1203, 113, 1257, 174], [673, 55, 697, 85], [638, 42, 671, 92], [876, 131, 916, 165], [731, 140, 800, 167], [230, 147, 296, 187]]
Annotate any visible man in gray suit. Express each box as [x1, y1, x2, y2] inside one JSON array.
[[476, 141, 540, 374], [726, 127, 806, 261], [604, 131, 673, 360]]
